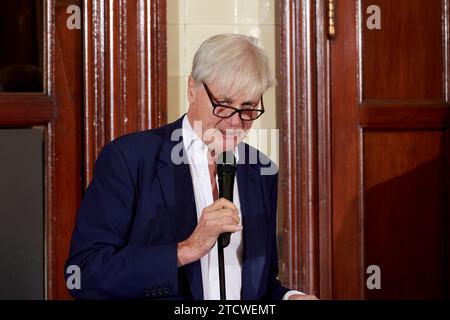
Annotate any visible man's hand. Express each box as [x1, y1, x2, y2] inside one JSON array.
[[177, 198, 241, 266], [288, 294, 319, 300]]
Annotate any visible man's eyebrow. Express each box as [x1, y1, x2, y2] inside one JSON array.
[[217, 97, 232, 102], [217, 98, 257, 106], [214, 92, 259, 105]]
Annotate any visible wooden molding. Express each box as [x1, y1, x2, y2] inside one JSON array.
[[48, 0, 84, 299], [315, 0, 333, 299], [0, 0, 166, 300], [0, 95, 54, 126], [83, 0, 167, 187], [279, 0, 322, 296], [44, 0, 56, 300]]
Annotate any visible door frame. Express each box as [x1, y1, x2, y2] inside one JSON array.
[[0, 0, 168, 299], [278, 0, 332, 298], [0, 0, 83, 299]]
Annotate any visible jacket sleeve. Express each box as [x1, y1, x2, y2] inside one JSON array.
[[65, 142, 178, 299], [262, 172, 291, 300]]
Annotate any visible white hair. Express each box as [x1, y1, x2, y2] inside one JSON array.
[[191, 34, 276, 98]]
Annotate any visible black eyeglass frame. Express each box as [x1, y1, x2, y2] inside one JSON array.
[[202, 82, 265, 121]]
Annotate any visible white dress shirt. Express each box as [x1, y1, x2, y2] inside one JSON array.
[[182, 116, 303, 300]]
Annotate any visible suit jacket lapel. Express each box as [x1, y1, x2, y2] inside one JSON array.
[[154, 121, 269, 300], [238, 147, 268, 300], [155, 116, 204, 300]]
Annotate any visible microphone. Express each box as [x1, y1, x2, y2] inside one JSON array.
[[216, 151, 237, 248]]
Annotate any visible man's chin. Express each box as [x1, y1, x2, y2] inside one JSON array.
[[221, 136, 240, 150], [207, 137, 238, 156]]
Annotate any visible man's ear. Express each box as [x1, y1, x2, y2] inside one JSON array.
[[187, 75, 197, 104]]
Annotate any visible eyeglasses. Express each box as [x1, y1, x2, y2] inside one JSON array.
[[202, 82, 265, 121]]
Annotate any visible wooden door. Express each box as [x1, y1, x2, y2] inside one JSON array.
[[59, 0, 167, 299], [330, 0, 450, 299], [0, 0, 83, 299], [0, 0, 167, 299]]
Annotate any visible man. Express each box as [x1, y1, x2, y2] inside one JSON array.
[[65, 34, 316, 300]]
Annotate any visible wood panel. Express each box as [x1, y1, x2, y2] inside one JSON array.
[[447, 129, 450, 297], [0, 0, 83, 299], [331, 0, 363, 299], [83, 0, 167, 187], [0, 0, 167, 299], [361, 0, 446, 102], [329, 0, 450, 299], [279, 0, 449, 300], [51, 0, 167, 299], [315, 0, 333, 299], [48, 0, 83, 299], [360, 105, 450, 129], [279, 0, 320, 296], [0, 95, 53, 126], [364, 131, 446, 299]]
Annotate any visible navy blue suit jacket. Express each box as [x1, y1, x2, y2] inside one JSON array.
[[65, 116, 289, 300]]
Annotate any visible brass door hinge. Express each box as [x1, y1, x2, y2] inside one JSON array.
[[327, 0, 336, 39]]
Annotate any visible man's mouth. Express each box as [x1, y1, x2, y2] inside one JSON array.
[[220, 129, 240, 139]]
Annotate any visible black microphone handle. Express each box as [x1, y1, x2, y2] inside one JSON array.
[[218, 171, 235, 248], [218, 230, 231, 248], [216, 151, 236, 300]]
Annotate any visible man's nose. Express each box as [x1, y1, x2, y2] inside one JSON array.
[[228, 111, 241, 126]]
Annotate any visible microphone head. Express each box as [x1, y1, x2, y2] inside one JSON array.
[[216, 151, 237, 175]]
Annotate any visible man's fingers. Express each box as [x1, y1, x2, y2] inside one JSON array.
[[207, 198, 237, 212], [206, 215, 240, 229], [215, 209, 240, 224], [221, 224, 243, 233]]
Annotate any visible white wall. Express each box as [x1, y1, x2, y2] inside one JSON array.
[[167, 0, 280, 163]]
